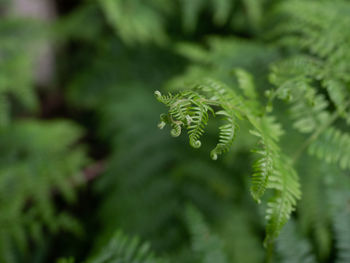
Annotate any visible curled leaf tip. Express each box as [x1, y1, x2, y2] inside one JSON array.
[[154, 90, 162, 98], [210, 150, 218, 160], [190, 140, 201, 148], [158, 121, 166, 129], [170, 126, 181, 137]]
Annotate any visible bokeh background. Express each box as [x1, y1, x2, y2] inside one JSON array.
[[1, 0, 350, 262]]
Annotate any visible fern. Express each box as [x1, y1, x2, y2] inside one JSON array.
[[268, 56, 330, 134], [87, 230, 167, 263], [210, 110, 237, 160], [276, 220, 316, 263], [98, 0, 168, 45], [309, 127, 350, 170], [184, 205, 229, 263], [269, 0, 350, 129], [333, 210, 350, 263], [0, 120, 87, 263], [249, 116, 284, 203], [8, 0, 350, 261], [155, 73, 301, 244], [218, 210, 264, 263], [0, 17, 44, 125]]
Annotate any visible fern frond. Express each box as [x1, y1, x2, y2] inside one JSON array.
[[210, 110, 237, 160], [155, 91, 179, 106], [249, 116, 283, 203], [218, 210, 264, 263], [334, 210, 350, 263], [276, 220, 316, 263], [249, 117, 301, 243], [185, 205, 229, 263], [270, 0, 350, 130], [98, 0, 168, 45], [155, 89, 215, 149], [265, 158, 301, 244], [187, 102, 210, 148], [87, 230, 167, 263], [298, 159, 332, 260], [0, 120, 87, 262], [269, 56, 330, 133], [250, 139, 274, 203], [156, 73, 301, 243], [309, 127, 350, 170], [234, 68, 258, 100]]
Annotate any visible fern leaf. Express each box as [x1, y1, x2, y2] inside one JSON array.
[[276, 220, 317, 263], [185, 205, 229, 263], [87, 230, 167, 263], [265, 157, 301, 244], [210, 110, 237, 160], [269, 56, 330, 133], [187, 102, 210, 148], [309, 127, 350, 170], [250, 140, 274, 203], [155, 91, 179, 106], [249, 116, 283, 203], [98, 0, 167, 44], [334, 214, 350, 263]]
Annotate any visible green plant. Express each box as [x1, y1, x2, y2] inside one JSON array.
[[2, 0, 350, 262]]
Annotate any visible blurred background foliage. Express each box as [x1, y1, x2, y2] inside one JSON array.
[[0, 0, 350, 262]]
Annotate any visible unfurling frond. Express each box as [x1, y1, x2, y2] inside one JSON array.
[[155, 72, 301, 243], [187, 102, 210, 148], [155, 79, 238, 157]]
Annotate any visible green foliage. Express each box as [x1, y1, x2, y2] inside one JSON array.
[[2, 0, 350, 262], [155, 74, 301, 244], [184, 205, 229, 263], [276, 220, 316, 263], [86, 231, 167, 263], [0, 120, 87, 262], [309, 127, 350, 170], [0, 18, 44, 125]]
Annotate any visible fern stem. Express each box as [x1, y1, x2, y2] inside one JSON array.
[[266, 242, 274, 263], [292, 101, 350, 163]]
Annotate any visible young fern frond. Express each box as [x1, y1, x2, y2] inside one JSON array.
[[155, 79, 240, 159], [155, 90, 213, 147], [155, 72, 301, 244], [187, 102, 211, 148], [309, 128, 350, 170], [154, 91, 179, 107]]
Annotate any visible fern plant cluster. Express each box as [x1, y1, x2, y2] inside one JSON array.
[[1, 0, 350, 262]]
